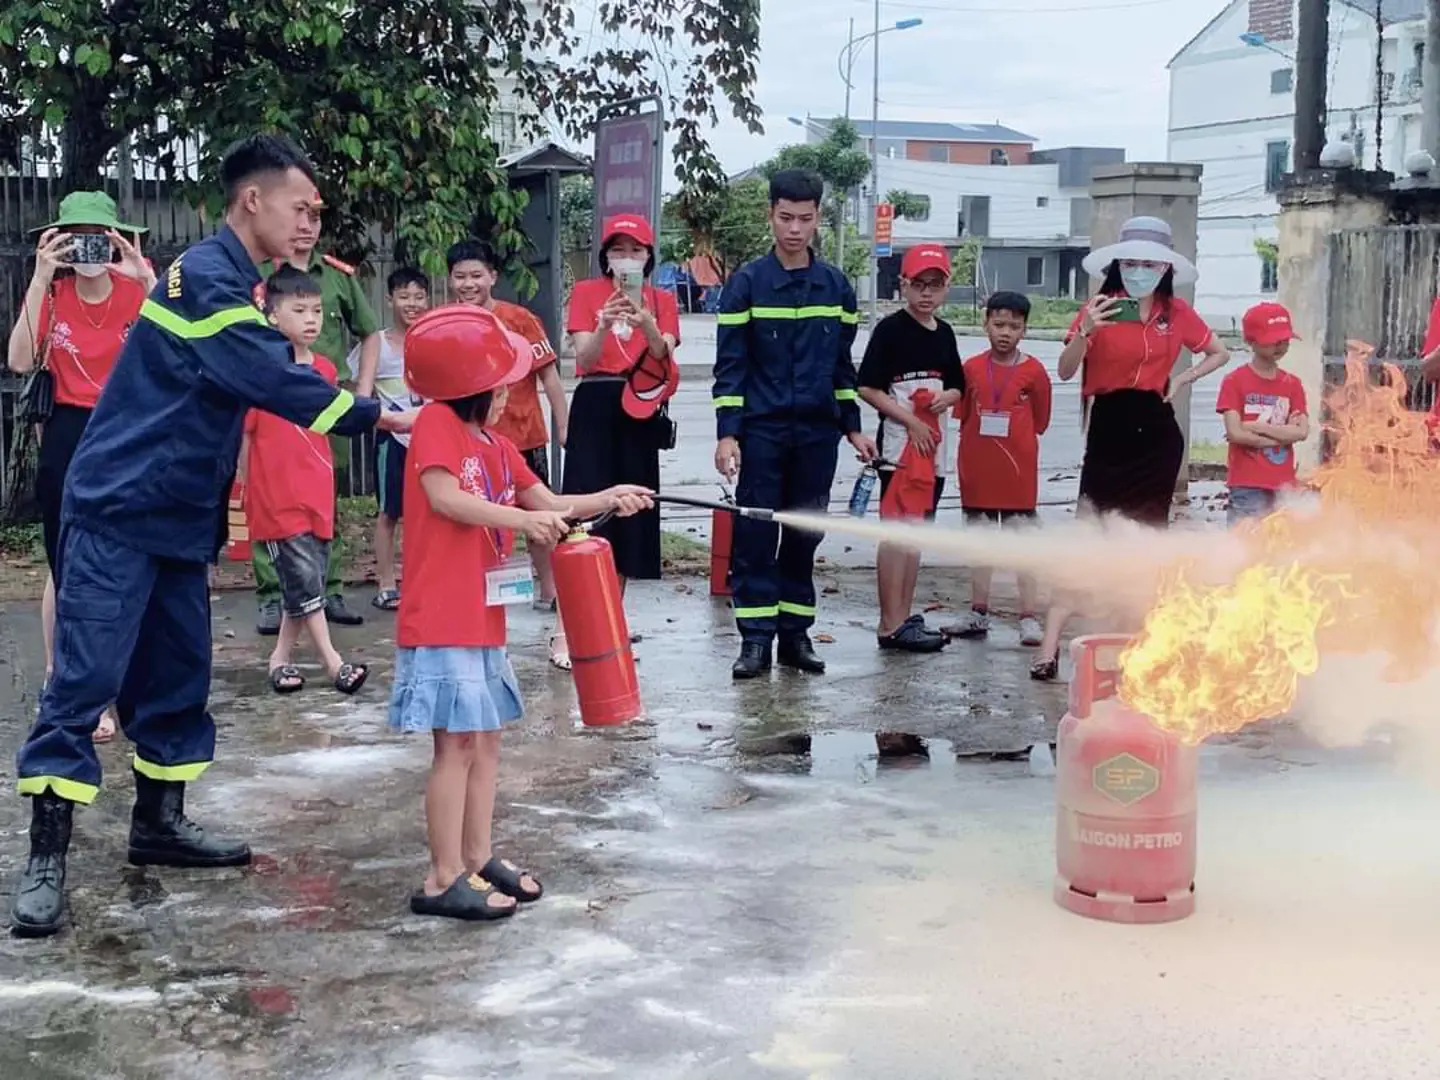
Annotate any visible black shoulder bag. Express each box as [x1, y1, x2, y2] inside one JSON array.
[[18, 285, 56, 425]]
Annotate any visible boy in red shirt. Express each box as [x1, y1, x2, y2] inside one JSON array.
[[1217, 302, 1309, 524], [241, 266, 368, 695], [947, 291, 1053, 646]]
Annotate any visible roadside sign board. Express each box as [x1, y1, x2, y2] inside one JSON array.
[[874, 202, 894, 257]]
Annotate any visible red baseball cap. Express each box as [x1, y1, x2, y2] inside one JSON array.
[[601, 214, 654, 249], [404, 305, 530, 401], [1242, 302, 1299, 346], [901, 244, 951, 281], [621, 351, 679, 420]]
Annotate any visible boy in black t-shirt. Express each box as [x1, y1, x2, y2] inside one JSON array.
[[857, 244, 965, 653]]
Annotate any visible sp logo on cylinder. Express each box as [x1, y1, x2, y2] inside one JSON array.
[[1093, 753, 1160, 806]]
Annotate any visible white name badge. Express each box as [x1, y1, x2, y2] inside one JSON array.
[[485, 558, 534, 607], [979, 411, 1011, 438]]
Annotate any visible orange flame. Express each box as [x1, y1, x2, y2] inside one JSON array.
[[1119, 341, 1440, 743]]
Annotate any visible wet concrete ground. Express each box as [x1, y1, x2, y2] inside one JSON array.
[[3, 572, 1440, 1079]]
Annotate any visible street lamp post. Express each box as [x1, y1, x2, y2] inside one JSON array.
[[836, 12, 921, 321]]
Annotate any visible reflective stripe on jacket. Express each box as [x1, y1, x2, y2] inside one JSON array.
[[712, 250, 862, 439]]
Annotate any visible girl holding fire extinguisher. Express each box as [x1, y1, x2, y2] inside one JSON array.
[[391, 303, 652, 922]]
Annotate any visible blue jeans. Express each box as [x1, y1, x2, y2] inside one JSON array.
[[1227, 486, 1280, 526]]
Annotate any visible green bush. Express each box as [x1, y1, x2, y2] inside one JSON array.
[[941, 295, 1083, 331]]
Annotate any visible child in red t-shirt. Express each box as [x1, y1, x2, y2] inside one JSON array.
[[1218, 302, 1309, 525], [392, 304, 652, 923], [241, 267, 368, 696], [947, 292, 1053, 646]]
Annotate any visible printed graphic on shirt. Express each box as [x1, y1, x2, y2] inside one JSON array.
[[1242, 391, 1293, 464]]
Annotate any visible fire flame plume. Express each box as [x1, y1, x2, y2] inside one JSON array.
[[1119, 341, 1440, 743]]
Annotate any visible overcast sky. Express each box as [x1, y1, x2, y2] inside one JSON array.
[[694, 0, 1218, 180]]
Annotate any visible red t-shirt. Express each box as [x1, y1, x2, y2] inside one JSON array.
[[1216, 364, 1308, 491], [243, 355, 338, 541], [1066, 296, 1213, 398], [397, 404, 542, 649], [957, 352, 1054, 511], [488, 300, 557, 451], [565, 276, 681, 376], [38, 271, 147, 408]]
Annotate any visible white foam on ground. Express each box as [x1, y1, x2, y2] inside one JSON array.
[[0, 979, 161, 1006]]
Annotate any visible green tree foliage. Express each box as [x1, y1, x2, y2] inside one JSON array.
[[951, 237, 982, 287], [0, 1, 762, 280], [885, 189, 928, 221], [560, 175, 594, 256], [758, 118, 869, 240], [661, 176, 770, 278]]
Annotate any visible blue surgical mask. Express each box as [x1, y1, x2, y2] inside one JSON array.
[[1120, 265, 1164, 299]]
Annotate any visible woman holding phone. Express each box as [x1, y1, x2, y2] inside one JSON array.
[[1029, 216, 1229, 681], [557, 214, 679, 667], [6, 191, 155, 740]]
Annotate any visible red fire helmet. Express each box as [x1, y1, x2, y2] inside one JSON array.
[[404, 304, 531, 401]]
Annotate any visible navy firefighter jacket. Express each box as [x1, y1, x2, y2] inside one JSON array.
[[712, 249, 862, 440], [62, 225, 380, 563]]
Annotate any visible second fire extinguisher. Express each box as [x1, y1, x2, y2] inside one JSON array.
[[552, 528, 642, 727], [709, 486, 736, 597]]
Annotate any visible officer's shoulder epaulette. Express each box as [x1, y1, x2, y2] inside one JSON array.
[[322, 253, 357, 276]]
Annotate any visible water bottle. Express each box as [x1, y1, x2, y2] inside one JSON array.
[[848, 465, 878, 518]]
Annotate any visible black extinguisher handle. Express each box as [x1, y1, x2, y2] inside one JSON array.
[[564, 510, 616, 535]]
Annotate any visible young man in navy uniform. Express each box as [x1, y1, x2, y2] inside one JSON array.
[[9, 134, 397, 937], [713, 168, 878, 680]]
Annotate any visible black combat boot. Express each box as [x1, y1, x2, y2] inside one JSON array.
[[778, 634, 826, 675], [128, 772, 251, 868], [731, 640, 773, 681], [10, 792, 74, 938]]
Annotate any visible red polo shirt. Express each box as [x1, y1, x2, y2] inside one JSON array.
[[1066, 296, 1213, 398]]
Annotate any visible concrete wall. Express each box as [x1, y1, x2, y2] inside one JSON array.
[[1168, 0, 1425, 321], [979, 247, 1065, 298]]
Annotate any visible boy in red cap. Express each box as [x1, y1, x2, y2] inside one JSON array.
[[1217, 301, 1309, 524], [392, 304, 652, 923], [857, 243, 964, 652]]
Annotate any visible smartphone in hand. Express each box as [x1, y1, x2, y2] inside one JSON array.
[[1110, 297, 1142, 323]]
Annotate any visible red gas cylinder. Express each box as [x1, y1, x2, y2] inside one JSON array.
[[1054, 633, 1197, 924], [552, 530, 642, 727], [225, 480, 251, 562], [709, 508, 733, 597]]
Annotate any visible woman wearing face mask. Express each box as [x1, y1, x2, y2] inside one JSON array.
[[557, 215, 679, 668], [6, 192, 156, 740], [1029, 216, 1229, 682]]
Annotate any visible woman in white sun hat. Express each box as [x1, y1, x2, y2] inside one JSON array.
[[1029, 215, 1230, 682]]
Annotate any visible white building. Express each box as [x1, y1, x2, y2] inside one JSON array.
[[1168, 0, 1427, 324]]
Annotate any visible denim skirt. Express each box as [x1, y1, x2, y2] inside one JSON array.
[[388, 647, 524, 734]]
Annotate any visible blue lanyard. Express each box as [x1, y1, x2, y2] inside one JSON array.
[[475, 432, 513, 556]]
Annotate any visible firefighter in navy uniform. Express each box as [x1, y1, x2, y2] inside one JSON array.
[[713, 168, 878, 681], [9, 134, 389, 938]]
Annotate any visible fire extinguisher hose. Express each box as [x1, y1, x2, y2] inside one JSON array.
[[651, 493, 774, 521]]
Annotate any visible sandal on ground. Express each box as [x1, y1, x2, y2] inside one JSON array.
[[480, 856, 544, 903], [1029, 656, 1060, 682], [371, 589, 401, 611], [878, 615, 947, 654], [332, 662, 369, 695], [269, 665, 306, 695], [410, 872, 517, 921], [548, 634, 572, 672], [93, 708, 118, 743]]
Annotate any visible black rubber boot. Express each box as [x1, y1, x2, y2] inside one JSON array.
[[731, 641, 773, 681], [10, 793, 74, 938], [778, 634, 827, 675], [128, 773, 252, 869], [324, 595, 364, 627]]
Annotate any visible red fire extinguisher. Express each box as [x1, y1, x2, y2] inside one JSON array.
[[709, 487, 736, 597], [552, 528, 641, 727], [226, 479, 252, 562]]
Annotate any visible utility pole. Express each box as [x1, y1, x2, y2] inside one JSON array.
[[869, 0, 881, 323], [1424, 0, 1440, 158], [1294, 0, 1330, 172], [839, 17, 854, 273]]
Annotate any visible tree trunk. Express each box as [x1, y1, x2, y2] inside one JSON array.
[[59, 76, 116, 194]]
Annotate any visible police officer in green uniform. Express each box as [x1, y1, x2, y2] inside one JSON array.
[[252, 193, 381, 634]]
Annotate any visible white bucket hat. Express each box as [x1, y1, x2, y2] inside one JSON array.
[[1082, 215, 1197, 286]]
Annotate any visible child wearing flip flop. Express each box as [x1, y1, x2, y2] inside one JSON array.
[[394, 303, 652, 922], [241, 266, 369, 696]]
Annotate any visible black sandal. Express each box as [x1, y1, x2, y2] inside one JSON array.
[[410, 873, 517, 921], [333, 662, 369, 695], [480, 856, 544, 903], [269, 665, 305, 695], [1030, 656, 1060, 682]]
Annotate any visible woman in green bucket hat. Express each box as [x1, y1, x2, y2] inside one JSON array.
[[7, 191, 158, 743]]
